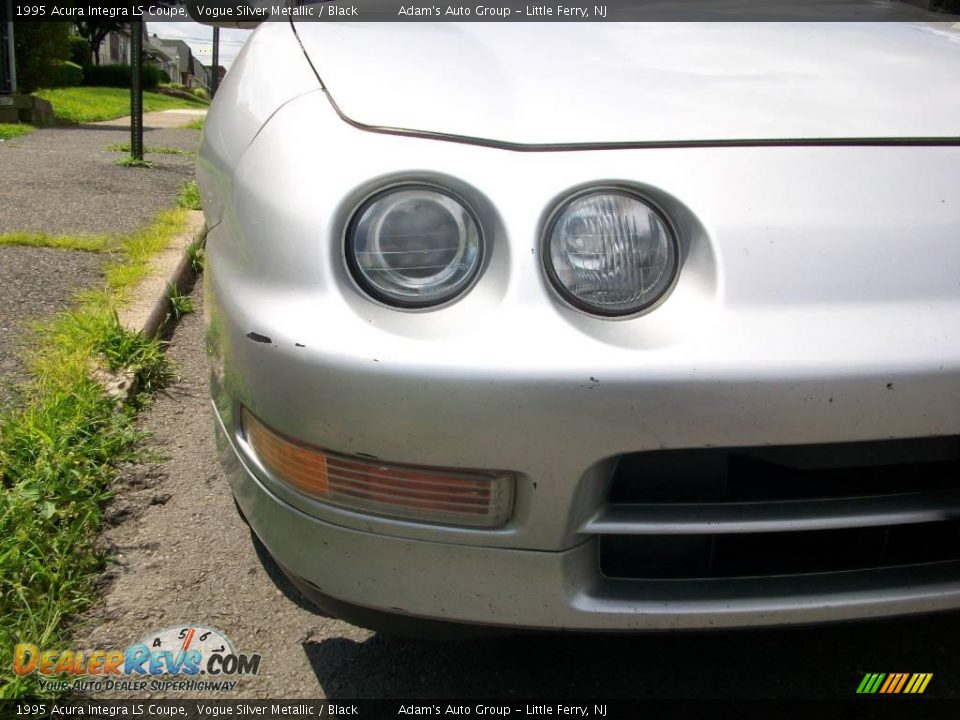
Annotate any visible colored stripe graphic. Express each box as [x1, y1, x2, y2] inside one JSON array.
[[857, 673, 932, 694], [869, 673, 886, 693], [879, 674, 898, 693]]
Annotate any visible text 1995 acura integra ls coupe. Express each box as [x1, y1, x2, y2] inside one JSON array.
[[197, 17, 960, 633]]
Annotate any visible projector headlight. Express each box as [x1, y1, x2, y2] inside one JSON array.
[[345, 186, 484, 308], [544, 189, 679, 317]]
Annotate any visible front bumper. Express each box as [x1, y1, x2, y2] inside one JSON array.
[[201, 90, 960, 629], [216, 406, 960, 630]]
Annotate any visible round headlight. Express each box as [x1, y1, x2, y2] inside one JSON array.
[[544, 190, 678, 317], [346, 187, 484, 308]]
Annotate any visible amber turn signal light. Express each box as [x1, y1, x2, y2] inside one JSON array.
[[242, 408, 514, 528]]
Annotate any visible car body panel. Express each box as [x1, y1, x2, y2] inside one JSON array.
[[200, 22, 960, 630], [217, 408, 960, 630], [197, 22, 319, 228], [202, 89, 960, 554], [293, 22, 960, 144]]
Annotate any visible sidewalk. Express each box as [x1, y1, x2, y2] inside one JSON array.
[[0, 109, 205, 408], [94, 108, 207, 130], [0, 109, 204, 235]]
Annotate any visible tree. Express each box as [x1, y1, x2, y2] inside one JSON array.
[[74, 2, 180, 65], [13, 22, 71, 92], [73, 20, 124, 65]]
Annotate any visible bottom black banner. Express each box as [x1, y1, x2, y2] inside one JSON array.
[[2, 699, 960, 720]]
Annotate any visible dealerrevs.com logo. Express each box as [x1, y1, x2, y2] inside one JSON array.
[[14, 625, 261, 693]]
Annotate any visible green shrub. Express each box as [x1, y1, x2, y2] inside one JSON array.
[[142, 65, 161, 90], [190, 87, 210, 101], [81, 64, 128, 88], [12, 22, 71, 93], [82, 64, 160, 90], [51, 60, 83, 88], [68, 36, 92, 68], [158, 69, 171, 84]]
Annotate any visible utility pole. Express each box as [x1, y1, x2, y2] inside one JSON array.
[[0, 0, 15, 95], [211, 26, 220, 97], [130, 19, 144, 162]]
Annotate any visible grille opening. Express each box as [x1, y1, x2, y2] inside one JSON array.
[[600, 437, 960, 579], [608, 436, 960, 504], [600, 520, 960, 579]]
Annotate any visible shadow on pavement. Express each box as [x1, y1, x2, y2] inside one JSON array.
[[302, 609, 960, 699], [247, 526, 323, 616]]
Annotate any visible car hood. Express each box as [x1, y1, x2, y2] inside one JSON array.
[[293, 22, 960, 145]]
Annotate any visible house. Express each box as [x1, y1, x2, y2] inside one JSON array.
[[77, 23, 151, 67], [99, 29, 131, 65], [146, 34, 179, 84], [154, 38, 199, 87], [97, 24, 149, 66], [197, 62, 227, 93]]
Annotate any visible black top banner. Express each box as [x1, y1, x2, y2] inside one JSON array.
[[6, 0, 960, 22]]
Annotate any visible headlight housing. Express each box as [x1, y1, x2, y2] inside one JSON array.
[[345, 186, 484, 308], [543, 189, 679, 317]]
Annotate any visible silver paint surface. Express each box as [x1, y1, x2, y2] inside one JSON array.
[[199, 21, 960, 628]]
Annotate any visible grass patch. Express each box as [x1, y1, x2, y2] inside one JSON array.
[[0, 209, 189, 699], [183, 117, 204, 131], [115, 156, 155, 168], [0, 376, 141, 698], [167, 282, 195, 321], [187, 234, 205, 273], [34, 87, 209, 124], [107, 143, 188, 156], [177, 180, 201, 211], [96, 316, 174, 394], [0, 123, 35, 141], [0, 231, 110, 253], [104, 210, 188, 292], [0, 211, 185, 257]]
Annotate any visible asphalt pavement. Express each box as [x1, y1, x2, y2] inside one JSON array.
[[73, 282, 960, 702], [0, 246, 104, 407], [0, 119, 200, 409], [0, 123, 197, 236]]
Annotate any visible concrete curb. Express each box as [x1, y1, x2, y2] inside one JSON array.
[[118, 210, 206, 338]]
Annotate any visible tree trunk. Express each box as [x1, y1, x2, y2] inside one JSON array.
[[92, 31, 109, 65]]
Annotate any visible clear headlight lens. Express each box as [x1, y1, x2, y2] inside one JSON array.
[[346, 187, 483, 308], [544, 190, 678, 316]]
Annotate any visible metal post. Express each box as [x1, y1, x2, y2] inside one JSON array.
[[130, 19, 143, 161], [1, 0, 16, 94], [211, 26, 220, 97]]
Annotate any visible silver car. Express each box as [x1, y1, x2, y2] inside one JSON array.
[[198, 20, 960, 633]]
